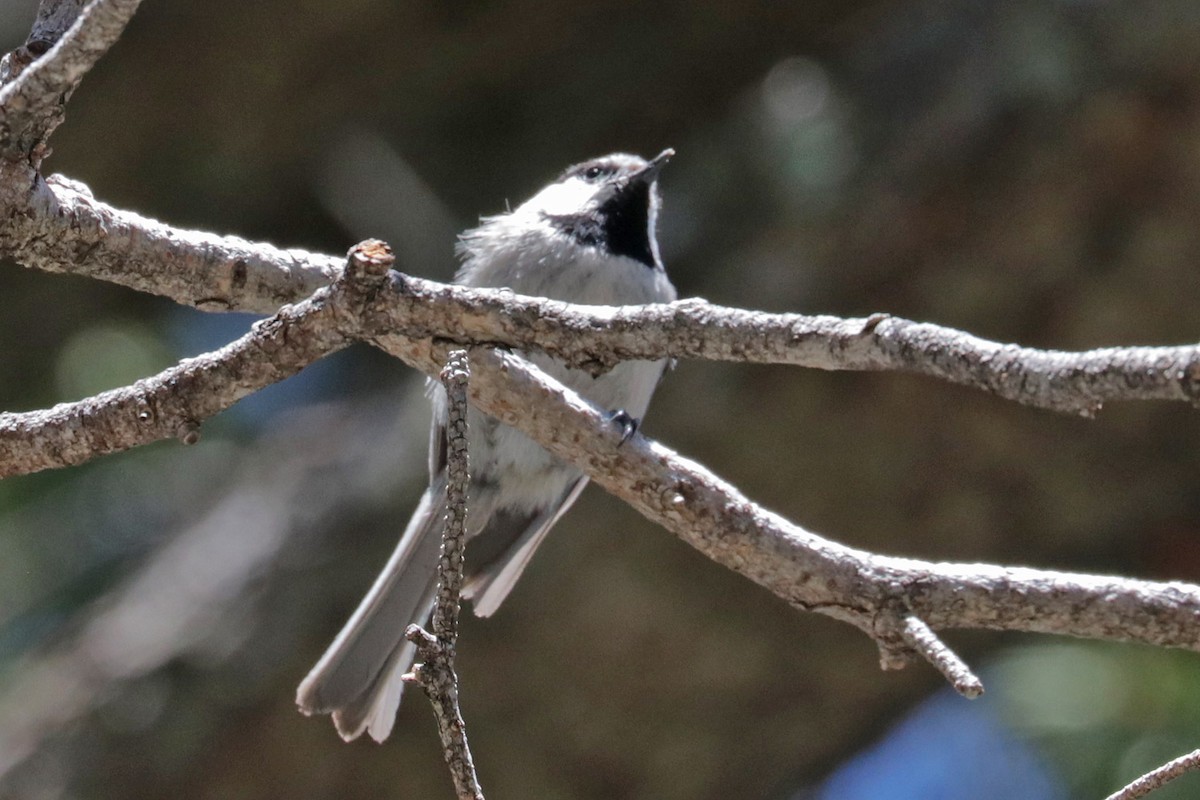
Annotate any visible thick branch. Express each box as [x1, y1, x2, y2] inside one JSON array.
[[2, 172, 1199, 667], [5, 176, 1200, 415], [3, 0, 1195, 785], [0, 77, 1194, 681], [359, 337, 1200, 666], [6, 265, 1196, 686], [3, 175, 340, 311], [0, 0, 141, 160], [366, 279, 1200, 415], [0, 1, 86, 85], [0, 241, 390, 477]]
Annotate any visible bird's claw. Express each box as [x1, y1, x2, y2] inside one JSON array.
[[607, 409, 640, 445]]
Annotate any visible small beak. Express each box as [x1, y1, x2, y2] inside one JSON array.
[[632, 148, 675, 184]]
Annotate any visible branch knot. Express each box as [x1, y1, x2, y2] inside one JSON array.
[[342, 239, 394, 287]]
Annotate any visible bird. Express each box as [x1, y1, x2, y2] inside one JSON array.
[[297, 149, 678, 742]]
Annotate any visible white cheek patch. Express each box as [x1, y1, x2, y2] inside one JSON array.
[[646, 190, 663, 266], [517, 177, 596, 218]]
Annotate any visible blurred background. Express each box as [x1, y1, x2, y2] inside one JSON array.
[[4, 0, 1200, 797]]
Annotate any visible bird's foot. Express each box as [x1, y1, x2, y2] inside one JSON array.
[[607, 409, 640, 445]]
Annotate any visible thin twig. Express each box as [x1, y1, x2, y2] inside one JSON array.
[[890, 615, 984, 699], [431, 350, 472, 643], [1105, 747, 1200, 800], [405, 350, 486, 800]]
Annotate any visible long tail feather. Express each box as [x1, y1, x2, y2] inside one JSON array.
[[296, 483, 445, 740]]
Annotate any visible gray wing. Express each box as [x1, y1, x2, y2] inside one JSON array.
[[428, 410, 587, 616], [463, 476, 589, 617]]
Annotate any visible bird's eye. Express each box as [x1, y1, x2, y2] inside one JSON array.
[[583, 166, 606, 181]]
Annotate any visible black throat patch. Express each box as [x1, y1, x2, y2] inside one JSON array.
[[544, 180, 656, 268]]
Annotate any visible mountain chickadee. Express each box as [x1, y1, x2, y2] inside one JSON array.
[[297, 150, 678, 741]]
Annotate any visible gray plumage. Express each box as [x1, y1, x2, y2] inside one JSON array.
[[297, 150, 677, 741]]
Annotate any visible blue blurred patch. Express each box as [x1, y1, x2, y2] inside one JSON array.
[[168, 310, 352, 429], [812, 689, 1065, 800]]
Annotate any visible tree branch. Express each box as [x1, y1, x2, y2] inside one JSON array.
[[0, 1, 86, 84], [888, 615, 984, 699], [388, 344, 1200, 660], [5, 0, 1197, 792], [404, 350, 486, 800], [3, 175, 340, 312], [1105, 747, 1200, 800], [0, 0, 1198, 726], [430, 350, 472, 644], [0, 240, 390, 477], [6, 239, 1199, 692], [0, 0, 142, 161], [364, 282, 1200, 415], [5, 177, 1200, 416], [0, 387, 433, 782]]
